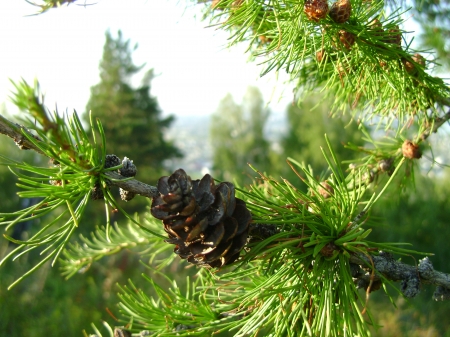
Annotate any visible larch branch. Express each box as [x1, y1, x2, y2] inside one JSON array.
[[0, 114, 159, 199]]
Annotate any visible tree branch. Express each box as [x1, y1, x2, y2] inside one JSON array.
[[0, 114, 45, 154], [104, 171, 159, 198], [0, 114, 159, 199], [246, 222, 450, 301], [350, 252, 450, 301]]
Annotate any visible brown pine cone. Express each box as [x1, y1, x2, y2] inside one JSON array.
[[304, 0, 329, 22], [338, 29, 355, 50], [329, 0, 351, 24], [402, 53, 425, 75], [385, 25, 402, 46], [151, 169, 252, 268]]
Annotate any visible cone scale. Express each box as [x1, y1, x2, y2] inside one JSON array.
[[151, 169, 252, 267]]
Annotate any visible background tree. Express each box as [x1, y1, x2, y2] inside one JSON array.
[[279, 94, 363, 184], [0, 32, 184, 336], [411, 0, 450, 70], [86, 30, 182, 184], [210, 86, 272, 186]]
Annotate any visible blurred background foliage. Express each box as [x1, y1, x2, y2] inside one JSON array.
[[1, 2, 450, 334], [412, 0, 450, 71]]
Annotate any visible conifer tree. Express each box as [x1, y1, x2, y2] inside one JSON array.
[[86, 30, 182, 183], [0, 1, 450, 337]]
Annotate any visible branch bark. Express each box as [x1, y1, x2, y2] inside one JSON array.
[[0, 114, 45, 155], [350, 252, 450, 301], [104, 171, 159, 198], [247, 222, 450, 301]]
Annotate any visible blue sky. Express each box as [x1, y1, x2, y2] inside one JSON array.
[[0, 1, 293, 117]]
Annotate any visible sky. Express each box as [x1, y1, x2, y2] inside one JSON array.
[[0, 0, 293, 118]]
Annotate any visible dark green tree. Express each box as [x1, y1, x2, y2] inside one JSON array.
[[210, 86, 271, 186], [86, 30, 182, 183]]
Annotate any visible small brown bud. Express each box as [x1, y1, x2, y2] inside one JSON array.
[[412, 53, 425, 67], [379, 60, 387, 68], [378, 158, 395, 175], [318, 181, 334, 199], [402, 58, 416, 74], [258, 35, 272, 44], [316, 49, 327, 63], [385, 25, 402, 46], [401, 54, 425, 75], [402, 140, 422, 159], [369, 19, 383, 35], [320, 242, 338, 257]]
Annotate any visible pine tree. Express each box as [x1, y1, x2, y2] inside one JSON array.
[[1, 1, 450, 337], [86, 30, 182, 183]]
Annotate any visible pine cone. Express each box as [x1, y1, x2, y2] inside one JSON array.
[[369, 19, 383, 37], [151, 169, 252, 268], [318, 181, 334, 199], [384, 25, 401, 46], [402, 53, 425, 75], [304, 0, 329, 22], [338, 29, 355, 50], [316, 49, 327, 63], [329, 0, 351, 24]]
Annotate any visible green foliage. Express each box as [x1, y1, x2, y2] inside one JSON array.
[[0, 80, 162, 288], [0, 229, 157, 337], [210, 86, 272, 186], [24, 0, 79, 15], [0, 107, 33, 216], [86, 30, 182, 184], [200, 0, 450, 130], [85, 142, 428, 337], [61, 216, 172, 279], [367, 173, 450, 336]]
